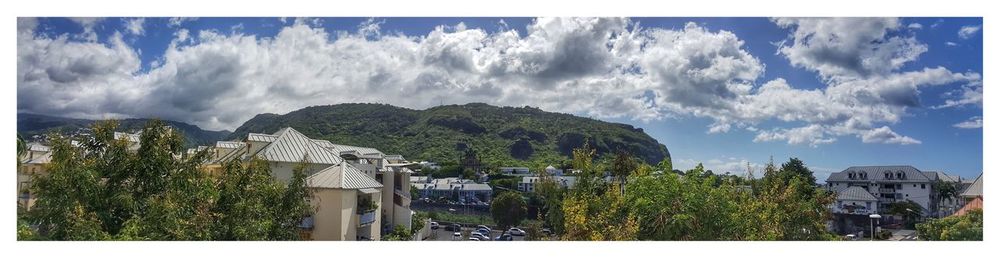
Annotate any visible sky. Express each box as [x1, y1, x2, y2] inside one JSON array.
[[16, 17, 983, 181]]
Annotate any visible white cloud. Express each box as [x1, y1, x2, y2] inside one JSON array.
[[67, 17, 104, 41], [953, 116, 982, 129], [860, 126, 921, 145], [124, 18, 145, 36], [908, 23, 923, 29], [958, 25, 981, 39], [946, 41, 958, 46], [674, 157, 761, 176], [16, 17, 982, 147], [773, 18, 926, 80], [935, 82, 983, 109], [168, 17, 198, 27]]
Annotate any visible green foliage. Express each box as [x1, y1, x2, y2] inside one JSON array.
[[410, 212, 427, 236], [560, 143, 836, 240], [19, 113, 230, 148], [491, 191, 528, 229], [886, 200, 924, 229], [383, 225, 412, 241], [227, 103, 671, 168], [21, 119, 309, 240], [935, 181, 960, 202], [916, 209, 982, 240]]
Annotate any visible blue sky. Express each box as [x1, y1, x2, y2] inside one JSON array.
[[17, 17, 983, 181]]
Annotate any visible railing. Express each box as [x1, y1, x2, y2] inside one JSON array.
[[879, 188, 895, 193], [359, 211, 376, 226]]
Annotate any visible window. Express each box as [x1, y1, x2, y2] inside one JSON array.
[[921, 184, 926, 189], [896, 184, 902, 190]]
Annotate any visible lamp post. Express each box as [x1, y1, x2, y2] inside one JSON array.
[[869, 214, 882, 241]]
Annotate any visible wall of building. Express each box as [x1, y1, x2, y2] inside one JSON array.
[[310, 188, 381, 241], [269, 162, 330, 183]]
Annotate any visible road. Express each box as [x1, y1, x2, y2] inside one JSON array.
[[425, 226, 527, 241]]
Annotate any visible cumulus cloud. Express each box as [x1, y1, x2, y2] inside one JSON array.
[[908, 23, 923, 29], [946, 41, 958, 46], [958, 25, 981, 39], [773, 17, 926, 80], [17, 17, 981, 147], [861, 126, 921, 145], [953, 116, 982, 129]]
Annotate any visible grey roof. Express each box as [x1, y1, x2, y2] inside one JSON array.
[[927, 171, 962, 182], [837, 186, 878, 202], [215, 141, 245, 149], [23, 151, 52, 164], [826, 166, 933, 182], [255, 128, 343, 165], [412, 177, 493, 192], [247, 133, 278, 142], [323, 142, 383, 156], [26, 142, 49, 152], [961, 173, 982, 197], [307, 163, 383, 189]]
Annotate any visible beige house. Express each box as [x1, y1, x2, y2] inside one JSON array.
[[18, 142, 52, 208], [210, 127, 416, 240], [303, 163, 383, 240]]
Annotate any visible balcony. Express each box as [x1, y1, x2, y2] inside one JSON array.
[[879, 188, 896, 193], [393, 189, 411, 207], [358, 211, 376, 226]]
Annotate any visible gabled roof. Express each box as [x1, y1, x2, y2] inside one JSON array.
[[323, 142, 383, 156], [255, 128, 343, 165], [306, 163, 383, 189], [952, 197, 983, 217], [215, 141, 245, 149], [826, 166, 933, 182], [837, 186, 878, 202], [961, 173, 983, 197], [23, 151, 52, 164], [247, 133, 278, 142], [26, 142, 50, 152]]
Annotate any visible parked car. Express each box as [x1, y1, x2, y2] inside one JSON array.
[[541, 228, 552, 235], [507, 228, 526, 236], [452, 232, 462, 240], [467, 237, 480, 241], [447, 223, 462, 232], [495, 234, 513, 241], [430, 222, 439, 230], [475, 228, 491, 235], [471, 232, 490, 240], [476, 225, 492, 232]]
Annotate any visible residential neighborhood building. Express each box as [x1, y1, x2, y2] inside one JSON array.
[[411, 177, 493, 204], [209, 127, 416, 240], [500, 166, 531, 176], [518, 176, 578, 192], [825, 166, 958, 218], [301, 163, 383, 240], [953, 173, 983, 217], [18, 142, 51, 208]]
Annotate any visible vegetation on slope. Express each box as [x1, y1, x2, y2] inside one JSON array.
[[228, 103, 671, 169]]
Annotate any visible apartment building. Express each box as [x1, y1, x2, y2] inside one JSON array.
[[825, 165, 961, 218], [212, 127, 415, 240]]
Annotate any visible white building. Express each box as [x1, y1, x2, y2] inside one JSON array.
[[500, 167, 531, 176], [825, 165, 960, 218], [518, 176, 578, 192], [411, 177, 493, 203]]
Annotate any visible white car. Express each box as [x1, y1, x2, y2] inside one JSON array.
[[471, 232, 490, 241], [507, 228, 526, 236], [430, 222, 439, 230], [452, 232, 462, 239], [467, 237, 480, 241]]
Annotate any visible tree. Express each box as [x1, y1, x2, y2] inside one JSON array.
[[491, 191, 527, 229], [610, 150, 637, 194], [23, 119, 310, 240], [886, 200, 924, 228], [935, 181, 960, 202], [916, 209, 982, 240]]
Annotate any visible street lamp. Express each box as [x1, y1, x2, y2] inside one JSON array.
[[869, 214, 882, 241]]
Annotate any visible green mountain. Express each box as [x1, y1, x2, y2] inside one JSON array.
[[228, 103, 670, 168], [17, 113, 231, 147]]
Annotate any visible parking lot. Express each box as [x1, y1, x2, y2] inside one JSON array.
[[425, 225, 527, 241]]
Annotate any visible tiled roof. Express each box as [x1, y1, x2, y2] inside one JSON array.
[[952, 197, 983, 217], [215, 141, 245, 149], [306, 163, 383, 189], [837, 186, 878, 202], [826, 166, 933, 182], [255, 128, 343, 165], [961, 173, 982, 197], [23, 151, 52, 164]]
